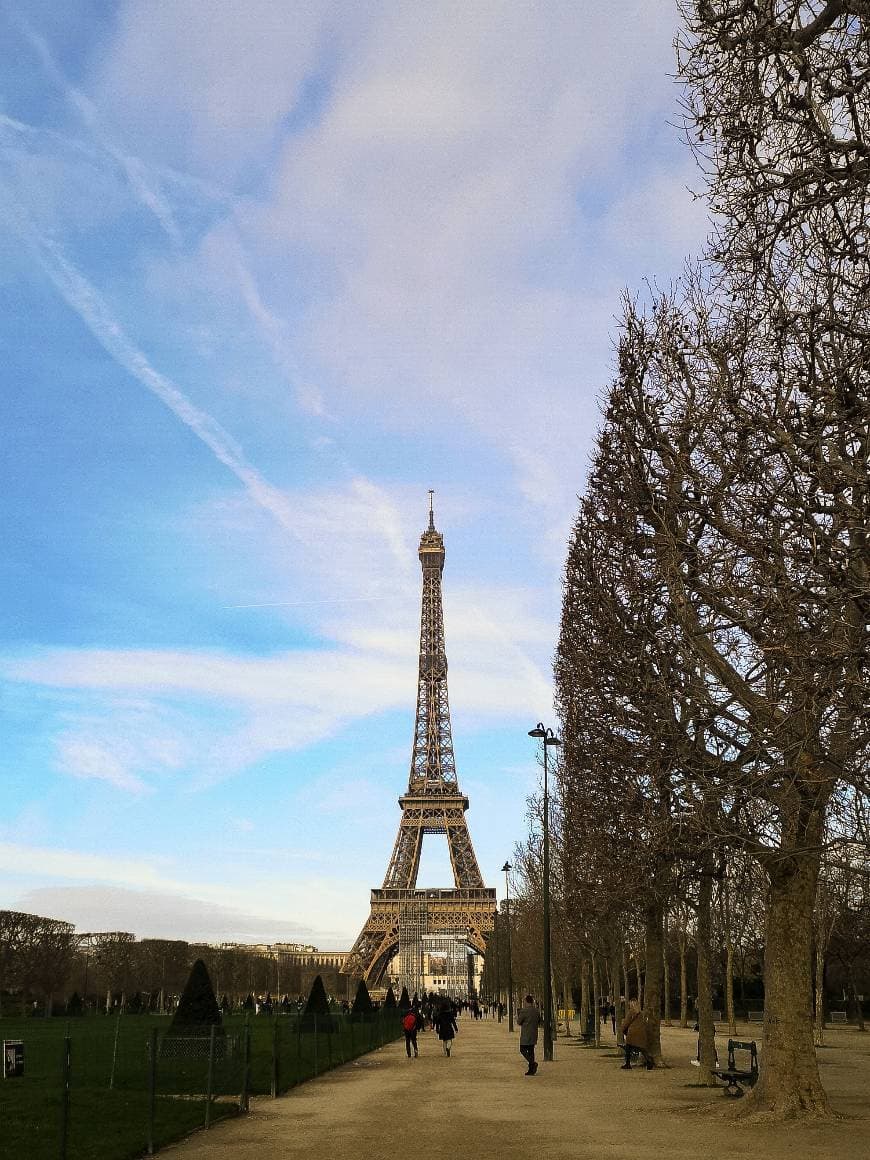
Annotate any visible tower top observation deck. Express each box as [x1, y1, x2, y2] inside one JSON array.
[[419, 489, 445, 572]]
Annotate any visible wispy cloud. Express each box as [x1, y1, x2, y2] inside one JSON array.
[[57, 737, 150, 794], [7, 6, 184, 244]]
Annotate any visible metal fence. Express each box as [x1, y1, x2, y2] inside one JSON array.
[[0, 1010, 401, 1160]]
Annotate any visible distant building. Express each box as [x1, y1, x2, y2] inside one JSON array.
[[215, 941, 349, 971]]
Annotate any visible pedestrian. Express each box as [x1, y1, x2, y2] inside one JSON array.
[[435, 1001, 458, 1056], [608, 1001, 616, 1035], [620, 999, 654, 1070], [402, 1007, 419, 1058], [517, 994, 541, 1075]]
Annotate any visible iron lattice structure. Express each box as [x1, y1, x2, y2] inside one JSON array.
[[344, 497, 496, 986]]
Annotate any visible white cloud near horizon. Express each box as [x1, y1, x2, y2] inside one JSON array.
[[14, 884, 325, 943]]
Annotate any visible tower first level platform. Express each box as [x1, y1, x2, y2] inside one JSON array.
[[349, 887, 496, 985]]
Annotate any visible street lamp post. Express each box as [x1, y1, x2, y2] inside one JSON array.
[[493, 906, 502, 1022], [502, 861, 514, 1032], [529, 722, 561, 1063]]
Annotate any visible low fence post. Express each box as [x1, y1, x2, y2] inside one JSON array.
[[271, 1017, 279, 1098], [146, 1028, 157, 1156], [59, 1034, 71, 1160], [239, 1016, 250, 1113], [204, 1025, 216, 1129], [108, 1010, 122, 1090]]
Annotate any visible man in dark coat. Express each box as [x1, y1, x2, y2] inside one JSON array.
[[517, 994, 541, 1075]]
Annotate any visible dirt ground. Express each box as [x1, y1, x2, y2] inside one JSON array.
[[163, 1017, 870, 1160]]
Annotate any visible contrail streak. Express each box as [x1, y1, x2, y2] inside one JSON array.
[[228, 595, 412, 609], [5, 5, 182, 243], [9, 215, 301, 537]]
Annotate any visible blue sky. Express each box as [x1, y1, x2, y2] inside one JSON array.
[[0, 1, 710, 947]]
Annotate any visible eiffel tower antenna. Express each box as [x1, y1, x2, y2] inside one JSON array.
[[343, 496, 495, 989]]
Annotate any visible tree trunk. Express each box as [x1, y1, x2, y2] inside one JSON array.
[[695, 866, 718, 1085], [663, 914, 672, 1026], [592, 952, 601, 1047], [612, 944, 625, 1046], [725, 940, 737, 1037], [745, 845, 832, 1118], [847, 965, 865, 1033], [580, 956, 590, 1034], [622, 943, 630, 1002], [632, 944, 644, 1007], [738, 950, 747, 1012], [643, 898, 664, 1064], [679, 934, 688, 1028], [813, 943, 825, 1047]]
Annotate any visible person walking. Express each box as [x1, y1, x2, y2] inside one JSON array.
[[620, 999, 654, 1069], [517, 994, 541, 1075], [435, 1001, 458, 1056], [403, 1007, 420, 1058]]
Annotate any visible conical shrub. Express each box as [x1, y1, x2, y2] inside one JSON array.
[[383, 985, 397, 1009], [167, 959, 222, 1036], [351, 978, 374, 1016], [305, 974, 331, 1015], [398, 985, 411, 1011]]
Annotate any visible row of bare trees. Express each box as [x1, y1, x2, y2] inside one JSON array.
[[0, 910, 349, 1015], [509, 1, 869, 1121]]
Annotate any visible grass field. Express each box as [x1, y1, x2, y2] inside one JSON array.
[[0, 1011, 401, 1159]]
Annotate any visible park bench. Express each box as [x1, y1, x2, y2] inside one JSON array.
[[712, 1039, 758, 1098], [830, 1011, 848, 1024], [746, 1010, 764, 1022]]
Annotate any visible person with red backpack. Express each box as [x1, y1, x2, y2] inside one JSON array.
[[402, 1007, 420, 1057]]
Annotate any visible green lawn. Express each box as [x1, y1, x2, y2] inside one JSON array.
[[0, 1012, 400, 1159]]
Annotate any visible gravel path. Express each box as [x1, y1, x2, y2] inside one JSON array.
[[163, 1017, 870, 1160]]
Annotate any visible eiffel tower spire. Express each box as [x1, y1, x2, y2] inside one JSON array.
[[343, 495, 494, 986]]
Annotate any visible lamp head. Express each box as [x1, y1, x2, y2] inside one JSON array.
[[528, 723, 546, 738], [501, 861, 511, 873], [544, 732, 562, 748]]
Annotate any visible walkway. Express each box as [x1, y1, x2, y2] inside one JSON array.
[[164, 1017, 870, 1160]]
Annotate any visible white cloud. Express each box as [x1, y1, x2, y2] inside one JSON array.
[[92, 0, 337, 179], [57, 738, 149, 794], [0, 842, 182, 892], [11, 885, 326, 943], [73, 1, 703, 517], [8, 7, 184, 243]]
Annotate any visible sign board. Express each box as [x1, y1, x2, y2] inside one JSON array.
[[3, 1040, 24, 1078]]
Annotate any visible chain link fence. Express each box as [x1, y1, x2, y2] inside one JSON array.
[[0, 1010, 401, 1159]]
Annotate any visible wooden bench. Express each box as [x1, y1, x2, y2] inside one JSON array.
[[746, 1010, 764, 1022], [830, 1010, 848, 1024], [712, 1039, 759, 1098]]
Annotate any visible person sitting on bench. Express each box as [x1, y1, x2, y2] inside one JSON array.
[[620, 999, 654, 1070]]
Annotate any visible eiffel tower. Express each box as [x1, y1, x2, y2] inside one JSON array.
[[343, 494, 496, 987]]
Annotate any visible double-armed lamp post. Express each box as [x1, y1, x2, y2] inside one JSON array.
[[529, 722, 561, 1062], [502, 860, 514, 1032]]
